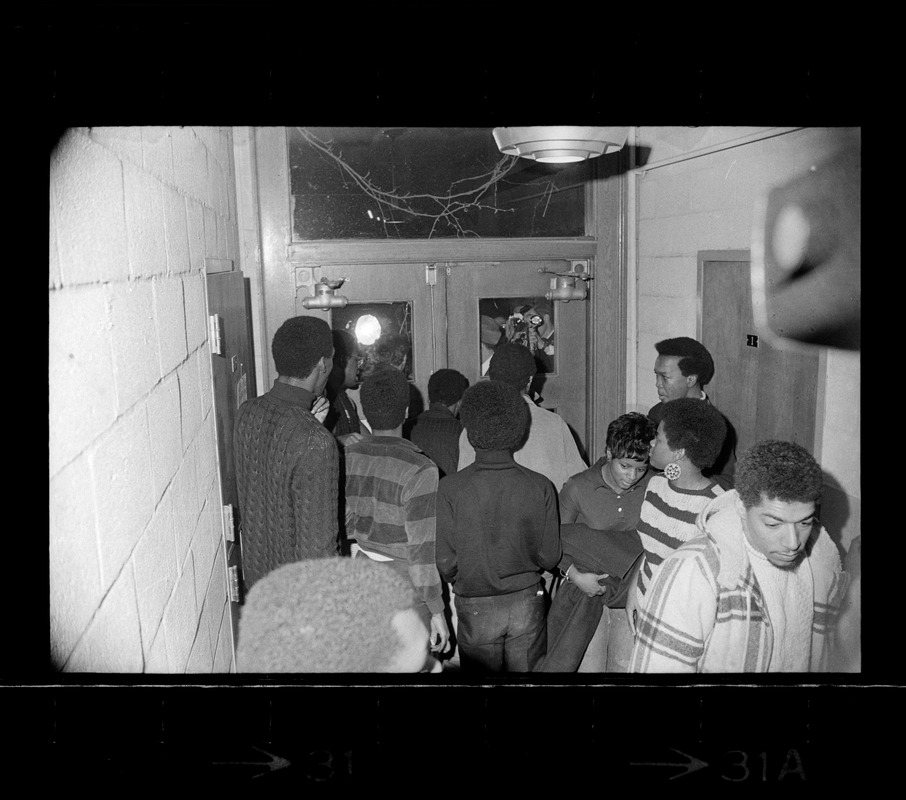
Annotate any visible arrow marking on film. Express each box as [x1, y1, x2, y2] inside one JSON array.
[[213, 746, 292, 778], [630, 748, 709, 779]]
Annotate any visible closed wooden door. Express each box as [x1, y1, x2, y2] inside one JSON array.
[[700, 252, 819, 464]]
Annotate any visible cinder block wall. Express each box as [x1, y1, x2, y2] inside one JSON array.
[[49, 126, 238, 673], [632, 126, 861, 552]]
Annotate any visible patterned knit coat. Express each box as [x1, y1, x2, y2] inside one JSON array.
[[234, 381, 340, 591]]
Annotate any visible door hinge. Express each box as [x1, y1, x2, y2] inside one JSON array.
[[208, 314, 223, 355], [228, 565, 241, 603], [222, 504, 235, 542], [425, 263, 437, 286]]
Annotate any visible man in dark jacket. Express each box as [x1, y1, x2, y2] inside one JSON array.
[[407, 368, 469, 479], [436, 380, 561, 672]]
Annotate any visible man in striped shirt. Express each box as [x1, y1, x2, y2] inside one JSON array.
[[344, 366, 451, 659]]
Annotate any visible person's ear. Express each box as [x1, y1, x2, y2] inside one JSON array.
[[685, 373, 698, 388], [605, 447, 613, 461]]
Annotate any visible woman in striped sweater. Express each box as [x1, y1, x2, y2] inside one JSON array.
[[626, 398, 729, 633]]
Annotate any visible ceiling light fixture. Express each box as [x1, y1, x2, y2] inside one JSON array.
[[492, 126, 630, 164]]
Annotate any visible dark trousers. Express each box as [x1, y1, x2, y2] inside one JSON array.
[[536, 579, 606, 672], [454, 584, 547, 673]]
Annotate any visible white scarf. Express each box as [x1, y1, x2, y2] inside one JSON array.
[[744, 536, 814, 671]]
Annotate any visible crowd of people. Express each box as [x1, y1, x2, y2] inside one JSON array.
[[232, 316, 855, 675]]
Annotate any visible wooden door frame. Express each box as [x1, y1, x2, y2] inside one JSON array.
[[696, 249, 828, 462], [254, 126, 626, 460]]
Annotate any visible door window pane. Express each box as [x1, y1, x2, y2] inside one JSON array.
[[332, 302, 414, 381], [289, 127, 588, 240], [479, 297, 556, 376]]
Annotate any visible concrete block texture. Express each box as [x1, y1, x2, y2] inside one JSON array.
[[90, 405, 155, 592], [209, 156, 228, 219], [132, 492, 178, 650], [190, 505, 217, 612], [170, 445, 201, 568], [50, 454, 104, 669], [171, 126, 210, 204], [194, 417, 218, 502], [146, 375, 183, 504], [203, 205, 217, 260], [197, 346, 214, 426], [162, 185, 191, 275], [178, 351, 203, 448], [141, 126, 174, 185], [198, 577, 226, 667], [638, 294, 696, 339], [638, 256, 697, 300], [186, 198, 205, 272], [66, 563, 144, 673], [124, 162, 167, 279], [215, 213, 229, 261], [107, 280, 162, 414], [185, 608, 214, 673], [90, 126, 143, 169], [183, 272, 209, 352], [51, 130, 129, 285], [212, 609, 234, 673], [49, 285, 117, 477], [164, 552, 199, 673], [206, 543, 228, 647], [145, 626, 171, 673], [153, 276, 188, 375]]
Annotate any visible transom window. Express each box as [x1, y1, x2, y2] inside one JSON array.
[[288, 127, 589, 241]]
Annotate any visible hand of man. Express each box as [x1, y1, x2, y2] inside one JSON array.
[[338, 432, 365, 447], [311, 396, 330, 424], [570, 567, 610, 599], [430, 613, 451, 654]]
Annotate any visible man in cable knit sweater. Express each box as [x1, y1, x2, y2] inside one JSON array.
[[631, 440, 848, 673], [234, 315, 339, 593]]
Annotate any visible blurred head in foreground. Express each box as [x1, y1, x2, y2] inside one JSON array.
[[237, 557, 429, 673]]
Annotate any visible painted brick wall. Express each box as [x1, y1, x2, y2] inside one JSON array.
[[49, 126, 238, 673], [632, 127, 861, 551]]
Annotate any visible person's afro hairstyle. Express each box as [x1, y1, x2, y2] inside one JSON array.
[[359, 365, 410, 431], [661, 397, 727, 469], [236, 557, 418, 673], [272, 316, 333, 379], [487, 342, 537, 389], [428, 368, 469, 406], [606, 412, 656, 462], [460, 379, 529, 451], [655, 337, 715, 387], [735, 439, 823, 510]]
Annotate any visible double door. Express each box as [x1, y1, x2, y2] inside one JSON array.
[[308, 259, 589, 460]]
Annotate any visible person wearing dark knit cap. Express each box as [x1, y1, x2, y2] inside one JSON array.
[[457, 343, 586, 493], [236, 557, 434, 672], [436, 380, 562, 672], [233, 315, 339, 593], [407, 368, 469, 479]]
